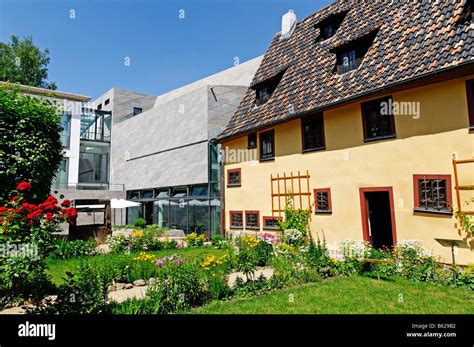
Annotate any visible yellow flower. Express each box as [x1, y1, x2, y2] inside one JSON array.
[[132, 230, 144, 239]]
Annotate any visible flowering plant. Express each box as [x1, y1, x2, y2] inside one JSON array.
[[337, 239, 372, 260], [274, 243, 297, 257], [201, 255, 227, 271], [282, 228, 304, 247], [184, 232, 206, 247], [261, 233, 280, 245], [133, 252, 157, 263], [0, 182, 77, 307], [239, 235, 259, 248], [155, 254, 185, 266]]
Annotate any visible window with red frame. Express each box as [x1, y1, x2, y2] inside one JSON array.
[[245, 211, 260, 229], [413, 175, 452, 213], [263, 216, 280, 230], [227, 168, 241, 187], [466, 79, 474, 129], [229, 211, 243, 228], [314, 188, 332, 213]]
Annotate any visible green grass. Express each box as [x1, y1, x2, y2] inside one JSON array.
[[46, 247, 224, 286], [192, 276, 474, 314]]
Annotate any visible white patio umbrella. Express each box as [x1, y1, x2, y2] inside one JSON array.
[[110, 199, 142, 225], [111, 199, 142, 209]]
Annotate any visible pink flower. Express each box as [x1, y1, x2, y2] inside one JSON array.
[[175, 258, 184, 265], [156, 259, 164, 266]]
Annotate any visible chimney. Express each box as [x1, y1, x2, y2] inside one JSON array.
[[280, 10, 297, 40]]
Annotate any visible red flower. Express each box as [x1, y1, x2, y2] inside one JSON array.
[[61, 199, 71, 208], [10, 196, 19, 203], [45, 212, 54, 222], [16, 182, 32, 191], [64, 207, 78, 224], [0, 207, 7, 214], [46, 196, 58, 204], [39, 196, 59, 212]]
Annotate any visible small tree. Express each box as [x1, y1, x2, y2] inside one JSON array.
[[0, 84, 64, 202], [0, 35, 56, 90]]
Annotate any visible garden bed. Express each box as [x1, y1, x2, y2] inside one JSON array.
[[46, 247, 226, 286]]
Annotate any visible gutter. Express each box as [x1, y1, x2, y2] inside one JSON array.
[[0, 81, 91, 102]]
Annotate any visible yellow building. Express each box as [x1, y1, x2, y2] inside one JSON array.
[[217, 1, 474, 264]]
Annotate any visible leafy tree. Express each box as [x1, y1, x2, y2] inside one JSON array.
[[0, 84, 64, 202], [0, 35, 56, 90]]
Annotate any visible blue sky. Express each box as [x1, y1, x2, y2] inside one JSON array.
[[0, 0, 332, 99]]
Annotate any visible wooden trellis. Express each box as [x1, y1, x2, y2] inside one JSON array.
[[270, 170, 312, 218], [452, 158, 474, 215]]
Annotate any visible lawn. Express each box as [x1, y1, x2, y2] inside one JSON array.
[[193, 276, 474, 314], [46, 247, 225, 286]]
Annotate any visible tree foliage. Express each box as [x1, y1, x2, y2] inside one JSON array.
[[0, 84, 64, 202], [0, 35, 56, 90]]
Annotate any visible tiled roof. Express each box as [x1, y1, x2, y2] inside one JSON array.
[[218, 1, 473, 140]]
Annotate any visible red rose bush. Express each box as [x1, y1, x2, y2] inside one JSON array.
[[0, 182, 77, 307]]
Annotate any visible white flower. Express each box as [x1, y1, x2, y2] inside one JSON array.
[[337, 239, 371, 259]]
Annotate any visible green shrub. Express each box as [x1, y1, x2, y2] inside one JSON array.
[[277, 202, 310, 237], [206, 271, 231, 300], [184, 232, 206, 247], [395, 240, 437, 282], [110, 295, 163, 314], [50, 239, 96, 260], [211, 233, 227, 249], [304, 233, 335, 277], [0, 84, 64, 201], [255, 239, 273, 266], [148, 261, 209, 314], [233, 273, 281, 297], [106, 228, 171, 254], [454, 265, 474, 290], [271, 254, 320, 287], [133, 218, 147, 229], [163, 240, 177, 249], [233, 235, 261, 281], [33, 264, 112, 314]]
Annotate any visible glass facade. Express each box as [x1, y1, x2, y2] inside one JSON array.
[[125, 143, 222, 236], [78, 110, 111, 188], [60, 113, 72, 148], [80, 110, 111, 142], [53, 158, 69, 189], [78, 141, 110, 184]]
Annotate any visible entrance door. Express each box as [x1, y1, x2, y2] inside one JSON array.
[[359, 187, 397, 249], [144, 201, 154, 225]]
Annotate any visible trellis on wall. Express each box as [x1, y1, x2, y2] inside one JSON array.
[[452, 157, 474, 216], [270, 170, 312, 218]]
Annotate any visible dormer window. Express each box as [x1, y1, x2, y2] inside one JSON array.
[[253, 69, 286, 106], [339, 49, 357, 73], [257, 86, 270, 104], [315, 10, 348, 41], [463, 0, 473, 22], [332, 30, 378, 74]]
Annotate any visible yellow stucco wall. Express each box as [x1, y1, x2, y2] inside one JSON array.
[[222, 76, 474, 265]]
